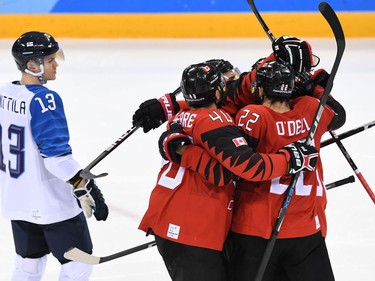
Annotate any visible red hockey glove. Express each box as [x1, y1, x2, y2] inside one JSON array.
[[132, 93, 180, 133], [310, 69, 331, 99], [292, 71, 314, 98], [279, 140, 319, 175], [158, 122, 191, 164], [311, 68, 330, 88]]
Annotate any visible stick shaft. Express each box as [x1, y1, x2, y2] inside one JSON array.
[[326, 175, 355, 190], [64, 241, 157, 265], [329, 131, 375, 203], [252, 2, 345, 280], [100, 241, 156, 263], [80, 87, 181, 179], [247, 0, 275, 41], [321, 120, 375, 148]]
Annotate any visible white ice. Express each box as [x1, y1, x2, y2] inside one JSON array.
[[0, 38, 374, 281]]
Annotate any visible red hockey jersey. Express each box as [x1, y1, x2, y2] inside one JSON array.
[[139, 107, 290, 250], [232, 95, 335, 239]]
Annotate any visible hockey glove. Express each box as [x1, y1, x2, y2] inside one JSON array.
[[158, 122, 191, 164], [132, 93, 180, 133], [292, 71, 314, 98], [205, 59, 234, 73], [311, 68, 330, 88], [272, 35, 319, 72], [72, 180, 96, 218], [204, 59, 241, 82], [279, 140, 319, 175], [87, 179, 109, 221], [308, 69, 332, 100]]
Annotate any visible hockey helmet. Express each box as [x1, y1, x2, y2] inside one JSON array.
[[181, 62, 226, 107], [255, 61, 295, 99], [12, 31, 61, 71]]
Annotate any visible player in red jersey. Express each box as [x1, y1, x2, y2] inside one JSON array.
[[139, 62, 318, 281], [131, 36, 320, 129], [132, 58, 241, 133], [227, 61, 345, 281]]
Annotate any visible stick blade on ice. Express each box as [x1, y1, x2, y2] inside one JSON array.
[[64, 248, 100, 265]]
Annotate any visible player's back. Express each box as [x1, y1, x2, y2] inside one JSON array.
[[139, 107, 238, 250], [232, 96, 335, 239]]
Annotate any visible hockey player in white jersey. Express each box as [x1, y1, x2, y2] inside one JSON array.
[[0, 31, 109, 281]]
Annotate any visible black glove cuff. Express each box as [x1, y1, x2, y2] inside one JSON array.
[[67, 169, 83, 187]]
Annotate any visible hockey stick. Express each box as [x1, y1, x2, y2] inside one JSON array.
[[326, 175, 355, 190], [249, 0, 373, 203], [64, 240, 156, 265], [80, 87, 181, 179], [247, 0, 276, 41], [328, 131, 375, 203], [62, 174, 354, 267], [321, 120, 375, 148], [247, 2, 345, 280]]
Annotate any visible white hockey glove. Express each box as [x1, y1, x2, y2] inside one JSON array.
[[72, 180, 96, 218]]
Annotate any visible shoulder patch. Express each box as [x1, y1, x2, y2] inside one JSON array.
[[232, 137, 248, 147]]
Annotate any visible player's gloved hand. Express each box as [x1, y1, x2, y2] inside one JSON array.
[[311, 68, 330, 88], [158, 122, 191, 164], [132, 94, 180, 133], [309, 69, 332, 100], [205, 59, 234, 73], [73, 180, 96, 218], [292, 71, 314, 98], [204, 59, 241, 82], [279, 140, 319, 175], [87, 179, 109, 221], [272, 35, 318, 72]]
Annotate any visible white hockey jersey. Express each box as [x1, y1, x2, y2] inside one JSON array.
[[0, 82, 82, 224]]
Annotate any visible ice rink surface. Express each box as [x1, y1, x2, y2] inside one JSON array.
[[0, 37, 374, 280]]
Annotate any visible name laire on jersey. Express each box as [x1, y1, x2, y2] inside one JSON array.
[[0, 94, 26, 115], [175, 109, 232, 128], [276, 118, 311, 136], [174, 111, 197, 128]]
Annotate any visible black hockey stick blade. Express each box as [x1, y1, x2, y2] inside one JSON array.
[[247, 0, 275, 41], [64, 240, 157, 265], [321, 120, 375, 148], [318, 2, 345, 96], [306, 2, 345, 144], [326, 175, 355, 190]]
